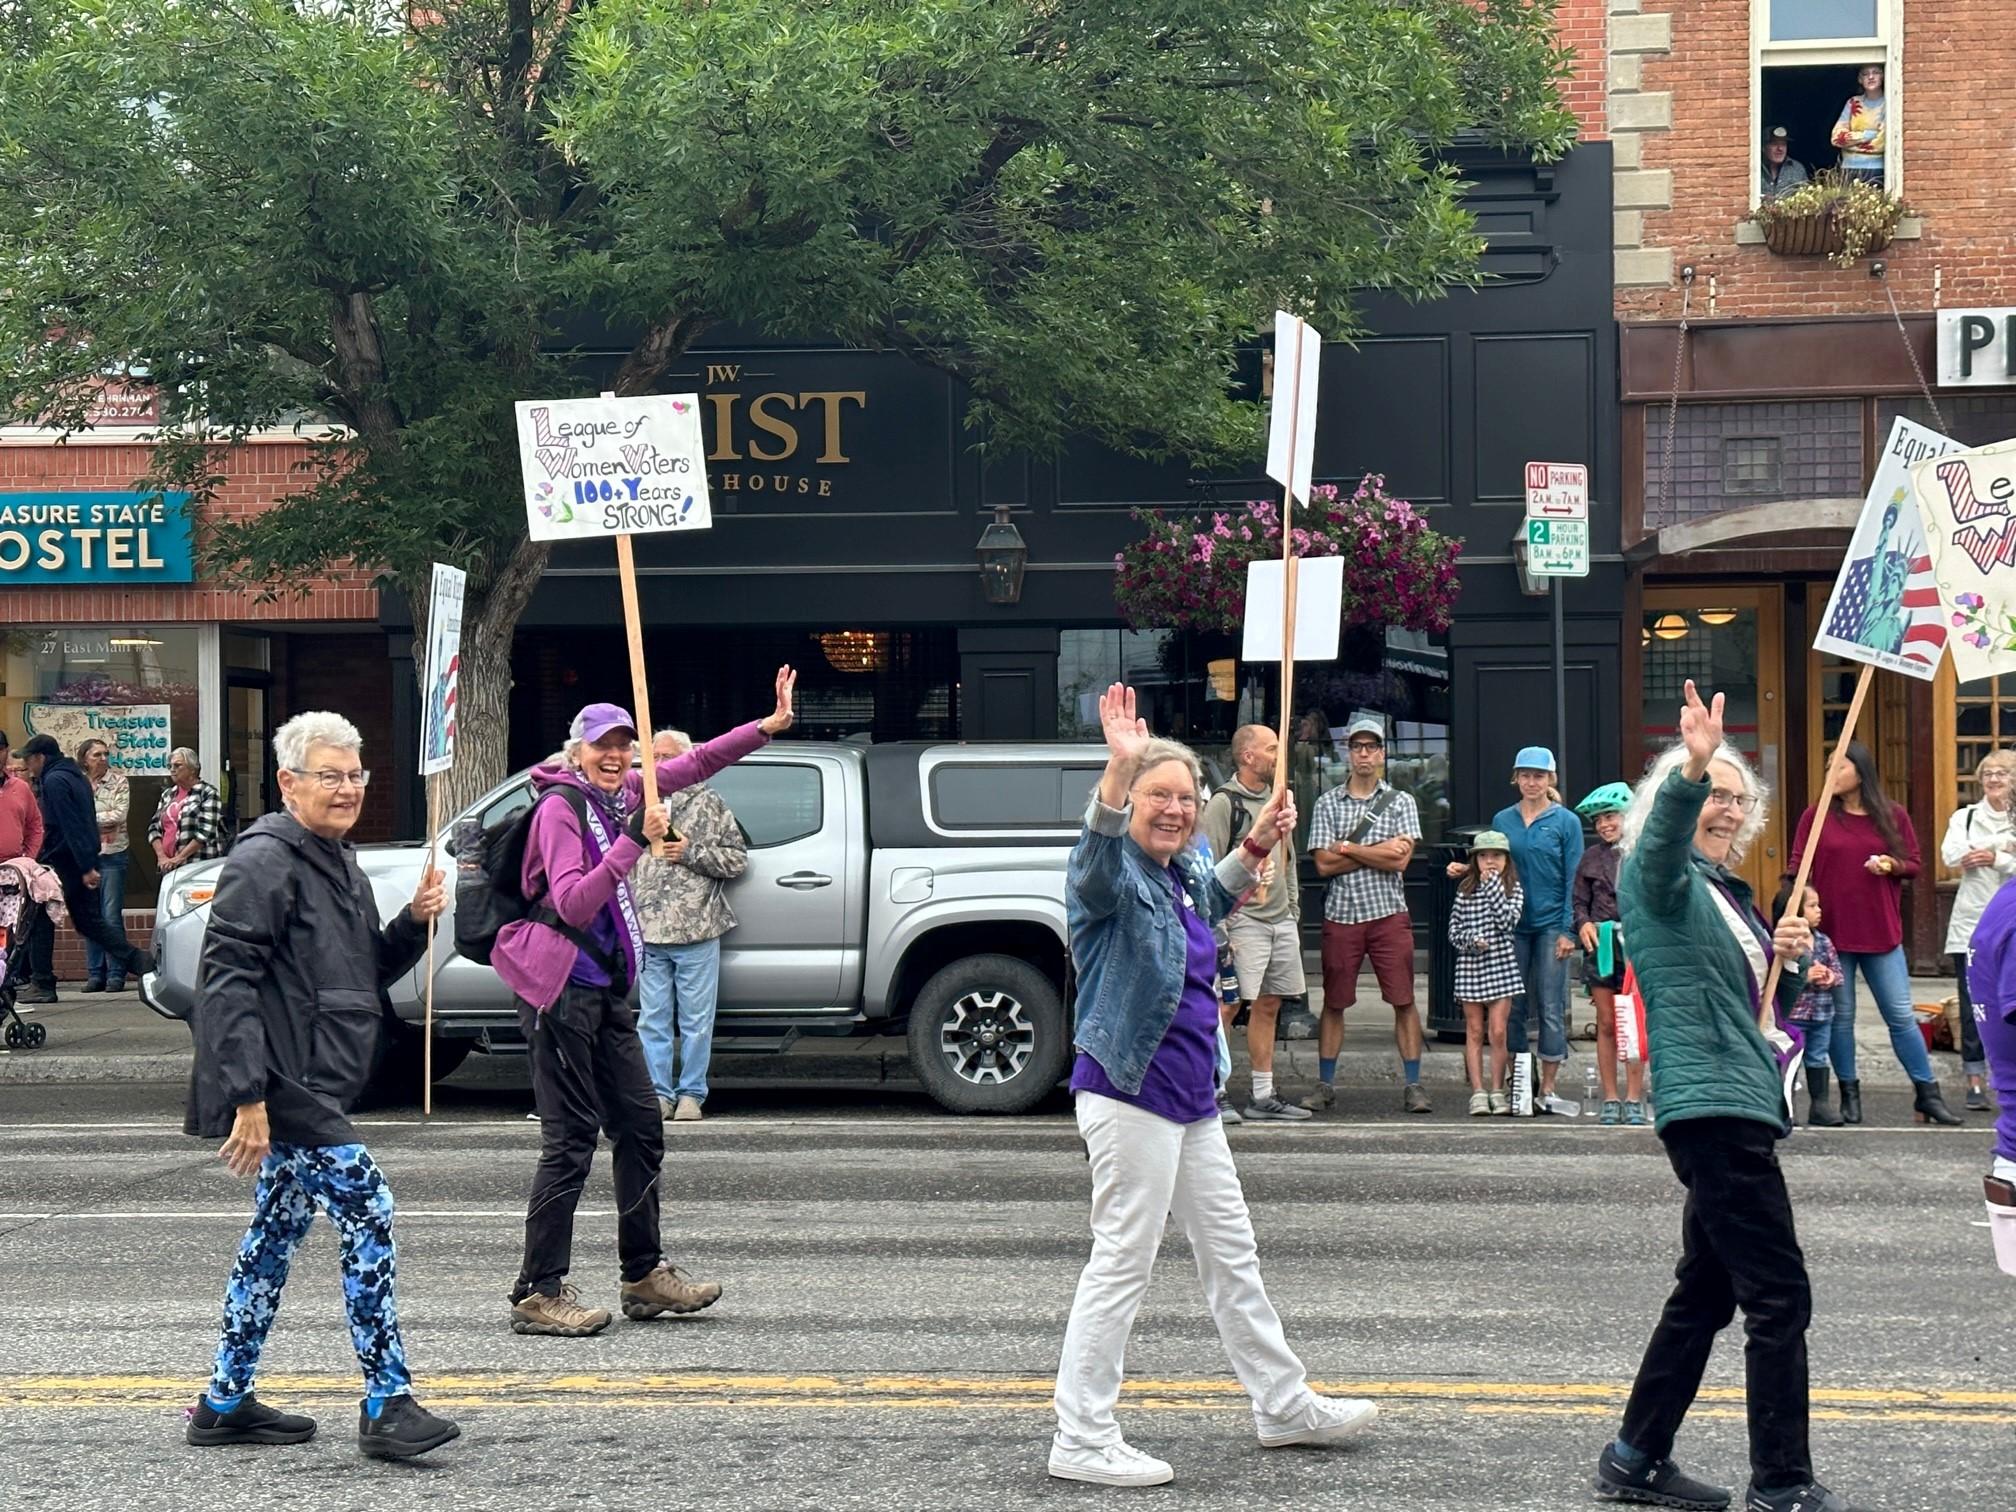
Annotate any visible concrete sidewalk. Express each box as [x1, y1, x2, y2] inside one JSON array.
[[0, 967, 1975, 1091]]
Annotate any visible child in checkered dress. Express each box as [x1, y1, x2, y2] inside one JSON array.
[[1449, 832, 1525, 1115]]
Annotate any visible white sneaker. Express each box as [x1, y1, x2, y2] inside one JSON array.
[[1468, 1090, 1492, 1117], [1047, 1439, 1175, 1487], [1256, 1395, 1379, 1448]]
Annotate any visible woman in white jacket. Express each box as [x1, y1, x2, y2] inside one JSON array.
[[1940, 751, 2016, 1111]]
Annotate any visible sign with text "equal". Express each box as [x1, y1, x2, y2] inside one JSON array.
[[514, 395, 713, 542]]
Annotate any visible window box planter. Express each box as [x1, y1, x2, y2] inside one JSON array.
[[1749, 174, 1908, 270]]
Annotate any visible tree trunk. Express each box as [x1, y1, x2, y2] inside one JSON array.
[[419, 534, 552, 823]]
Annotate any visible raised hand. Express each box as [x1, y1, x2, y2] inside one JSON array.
[[760, 665, 798, 736], [1250, 786, 1298, 852], [1098, 683, 1151, 765], [1678, 678, 1724, 777]]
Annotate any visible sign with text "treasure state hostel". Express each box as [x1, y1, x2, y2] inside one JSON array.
[[0, 491, 195, 584]]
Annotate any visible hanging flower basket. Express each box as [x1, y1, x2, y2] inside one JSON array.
[[1750, 172, 1906, 269], [1111, 476, 1462, 635]]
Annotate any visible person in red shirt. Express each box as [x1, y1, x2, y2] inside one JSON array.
[[1787, 742, 1962, 1127], [0, 730, 45, 866]]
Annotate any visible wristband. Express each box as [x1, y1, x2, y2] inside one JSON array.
[[1241, 836, 1270, 860]]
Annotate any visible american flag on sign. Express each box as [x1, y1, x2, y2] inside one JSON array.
[[442, 652, 459, 747], [1822, 539, 1948, 671]]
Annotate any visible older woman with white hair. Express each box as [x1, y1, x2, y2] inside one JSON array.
[[1048, 685, 1376, 1491], [1939, 749, 2016, 1111], [494, 669, 795, 1340], [1594, 681, 1869, 1512], [150, 745, 226, 873], [185, 711, 459, 1461]]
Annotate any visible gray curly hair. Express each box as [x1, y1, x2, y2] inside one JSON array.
[[274, 712, 362, 773], [1618, 741, 1769, 862], [1129, 737, 1206, 801]]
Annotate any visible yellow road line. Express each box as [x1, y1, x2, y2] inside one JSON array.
[[2, 1373, 2012, 1426]]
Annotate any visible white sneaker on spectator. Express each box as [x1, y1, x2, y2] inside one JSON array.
[[1243, 1094, 1313, 1122], [1048, 1439, 1175, 1486], [1256, 1395, 1379, 1448]]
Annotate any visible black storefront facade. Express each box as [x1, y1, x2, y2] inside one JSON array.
[[387, 142, 1622, 931]]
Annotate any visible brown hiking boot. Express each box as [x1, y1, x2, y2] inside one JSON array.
[[510, 1284, 612, 1337], [621, 1263, 722, 1320]]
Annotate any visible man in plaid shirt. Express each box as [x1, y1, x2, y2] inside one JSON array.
[[1305, 717, 1426, 1113]]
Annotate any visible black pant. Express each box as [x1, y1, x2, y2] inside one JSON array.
[[26, 900, 55, 988], [1619, 1117, 1813, 1493], [514, 984, 665, 1297], [32, 857, 145, 985], [1955, 955, 1987, 1071]]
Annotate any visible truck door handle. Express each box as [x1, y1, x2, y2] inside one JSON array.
[[777, 872, 833, 889]]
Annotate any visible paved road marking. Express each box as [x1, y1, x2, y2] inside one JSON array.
[[3, 1373, 2011, 1424]]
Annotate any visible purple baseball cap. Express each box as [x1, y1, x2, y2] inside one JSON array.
[[570, 703, 638, 744]]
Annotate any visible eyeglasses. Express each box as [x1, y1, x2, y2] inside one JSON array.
[[290, 767, 372, 790], [1348, 740, 1383, 752], [1984, 770, 2014, 783], [1133, 787, 1199, 812], [1706, 788, 1757, 813]]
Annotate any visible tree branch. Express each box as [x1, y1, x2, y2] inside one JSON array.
[[612, 313, 709, 395]]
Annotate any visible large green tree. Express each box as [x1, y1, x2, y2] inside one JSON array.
[[0, 0, 1574, 812]]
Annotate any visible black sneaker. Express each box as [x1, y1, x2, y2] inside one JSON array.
[[186, 1394, 317, 1446], [1595, 1444, 1732, 1509], [358, 1395, 461, 1461], [1745, 1482, 1867, 1512], [15, 983, 57, 1004]]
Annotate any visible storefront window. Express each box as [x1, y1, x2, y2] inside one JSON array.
[[0, 626, 204, 904], [1954, 675, 2016, 806], [1061, 625, 1452, 851]]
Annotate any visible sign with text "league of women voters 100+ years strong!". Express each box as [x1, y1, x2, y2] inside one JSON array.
[[514, 395, 714, 543], [21, 704, 173, 776]]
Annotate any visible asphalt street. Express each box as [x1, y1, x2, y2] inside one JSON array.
[[0, 1081, 2004, 1512]]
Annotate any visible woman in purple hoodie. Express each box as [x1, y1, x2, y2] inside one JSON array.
[[497, 667, 796, 1338]]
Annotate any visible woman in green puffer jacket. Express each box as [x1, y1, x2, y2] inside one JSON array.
[[1592, 680, 1870, 1512]]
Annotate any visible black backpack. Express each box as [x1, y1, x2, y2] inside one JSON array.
[[452, 785, 626, 987]]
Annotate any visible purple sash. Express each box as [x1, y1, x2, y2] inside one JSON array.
[[571, 781, 644, 986]]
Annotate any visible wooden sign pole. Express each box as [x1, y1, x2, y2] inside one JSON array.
[[1256, 321, 1306, 905], [602, 391, 664, 859], [422, 772, 439, 1118], [1758, 660, 1876, 1022]]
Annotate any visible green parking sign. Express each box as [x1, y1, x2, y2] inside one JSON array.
[[1525, 516, 1589, 577]]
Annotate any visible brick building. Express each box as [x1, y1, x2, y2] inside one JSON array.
[[0, 402, 394, 970], [1604, 0, 2016, 962]]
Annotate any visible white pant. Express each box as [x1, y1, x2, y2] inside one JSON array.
[[1053, 1091, 1314, 1448]]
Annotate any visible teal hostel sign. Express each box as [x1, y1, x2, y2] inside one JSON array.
[[0, 490, 195, 585]]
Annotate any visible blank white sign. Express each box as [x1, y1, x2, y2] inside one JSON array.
[[1241, 556, 1345, 662]]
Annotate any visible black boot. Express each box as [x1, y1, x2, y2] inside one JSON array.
[[1805, 1067, 1843, 1127], [1838, 1078, 1863, 1125], [1911, 1078, 1964, 1126]]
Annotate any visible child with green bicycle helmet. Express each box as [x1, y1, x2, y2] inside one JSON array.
[[1574, 782, 1647, 1125]]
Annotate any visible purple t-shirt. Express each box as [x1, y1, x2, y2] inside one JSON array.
[[1071, 865, 1220, 1124], [1965, 882, 2016, 1165]]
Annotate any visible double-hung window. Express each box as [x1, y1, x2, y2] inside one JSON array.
[[1750, 0, 1899, 205]]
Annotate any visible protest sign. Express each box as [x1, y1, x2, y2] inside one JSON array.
[[418, 563, 466, 778], [1241, 557, 1345, 662], [22, 703, 172, 775], [1811, 416, 1961, 682], [514, 394, 713, 543], [1908, 436, 2016, 684]]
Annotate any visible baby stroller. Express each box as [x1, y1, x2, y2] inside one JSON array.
[[0, 858, 60, 1050]]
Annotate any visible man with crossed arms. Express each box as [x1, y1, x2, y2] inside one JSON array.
[[1304, 717, 1427, 1114]]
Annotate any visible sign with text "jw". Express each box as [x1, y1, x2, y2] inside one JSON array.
[[514, 395, 713, 542]]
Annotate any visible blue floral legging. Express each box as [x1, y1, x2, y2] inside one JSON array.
[[208, 1142, 411, 1403]]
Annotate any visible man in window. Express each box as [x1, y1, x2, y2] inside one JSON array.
[[1830, 64, 1887, 186], [1759, 126, 1809, 201]]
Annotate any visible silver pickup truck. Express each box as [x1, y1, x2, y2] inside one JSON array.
[[143, 741, 1109, 1114]]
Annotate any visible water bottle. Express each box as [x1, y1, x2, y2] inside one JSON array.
[[1584, 1061, 1600, 1112]]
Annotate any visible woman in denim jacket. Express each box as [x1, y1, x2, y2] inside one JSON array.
[[1049, 685, 1377, 1490]]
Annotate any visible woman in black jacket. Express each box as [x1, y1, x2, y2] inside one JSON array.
[[184, 711, 458, 1462]]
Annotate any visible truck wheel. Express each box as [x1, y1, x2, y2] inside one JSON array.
[[906, 954, 1068, 1115], [364, 1032, 476, 1103]]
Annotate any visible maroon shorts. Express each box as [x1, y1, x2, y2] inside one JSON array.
[[1321, 912, 1415, 1011]]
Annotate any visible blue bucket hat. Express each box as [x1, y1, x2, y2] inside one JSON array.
[[1512, 745, 1556, 775]]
